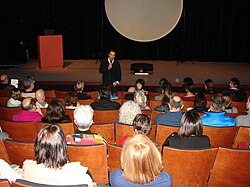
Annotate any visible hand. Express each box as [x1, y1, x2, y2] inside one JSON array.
[[108, 63, 112, 70], [113, 81, 119, 87]]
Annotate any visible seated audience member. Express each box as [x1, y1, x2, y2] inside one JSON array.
[[154, 77, 169, 93], [118, 114, 152, 146], [74, 80, 92, 100], [222, 94, 238, 113], [22, 124, 95, 186], [236, 96, 250, 126], [154, 95, 170, 112], [98, 84, 118, 100], [128, 78, 148, 95], [163, 110, 211, 149], [12, 97, 43, 122], [64, 91, 80, 109], [21, 76, 36, 98], [91, 86, 120, 110], [204, 79, 216, 94], [7, 88, 22, 107], [192, 93, 208, 113], [134, 90, 150, 110], [222, 77, 240, 94], [66, 105, 104, 145], [42, 100, 71, 123], [235, 89, 248, 102], [201, 96, 236, 127], [110, 134, 172, 187], [154, 82, 173, 101], [182, 77, 194, 92], [183, 82, 196, 101], [117, 101, 141, 125], [155, 96, 184, 126], [35, 89, 48, 108], [0, 74, 15, 90]]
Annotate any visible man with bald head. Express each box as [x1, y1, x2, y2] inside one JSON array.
[[35, 89, 48, 108], [155, 96, 184, 126], [12, 97, 43, 122]]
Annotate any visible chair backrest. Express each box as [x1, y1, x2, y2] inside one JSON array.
[[107, 144, 122, 173], [0, 90, 10, 97], [148, 92, 160, 100], [54, 90, 68, 98], [78, 99, 95, 105], [208, 147, 250, 186], [231, 101, 246, 113], [162, 146, 218, 187], [155, 124, 180, 146], [0, 107, 22, 120], [34, 122, 75, 136], [116, 123, 134, 144], [203, 126, 239, 147], [82, 92, 98, 100], [0, 179, 11, 187], [3, 139, 34, 167], [149, 100, 162, 110], [182, 101, 194, 112], [45, 90, 56, 98], [0, 140, 10, 164], [151, 110, 164, 124], [205, 93, 218, 101], [0, 97, 9, 107], [141, 109, 151, 117], [0, 120, 37, 142], [90, 123, 115, 144], [232, 126, 250, 148], [67, 144, 108, 185], [64, 109, 74, 122], [93, 110, 119, 124]]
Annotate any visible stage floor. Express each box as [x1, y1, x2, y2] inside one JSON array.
[[2, 59, 250, 85]]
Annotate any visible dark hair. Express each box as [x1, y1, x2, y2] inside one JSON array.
[[108, 49, 116, 54], [211, 96, 225, 112], [205, 79, 214, 89], [22, 98, 36, 111], [22, 76, 35, 89], [64, 91, 78, 107], [194, 93, 207, 108], [235, 90, 247, 102], [182, 77, 194, 87], [42, 100, 71, 123], [35, 124, 68, 169], [10, 88, 22, 101], [230, 77, 240, 88], [185, 83, 195, 94], [135, 79, 145, 91], [159, 78, 168, 87], [162, 95, 170, 110], [133, 114, 151, 136], [178, 110, 203, 138], [162, 82, 173, 96], [99, 86, 111, 101]]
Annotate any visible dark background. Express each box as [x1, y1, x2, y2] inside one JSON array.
[[0, 0, 249, 64]]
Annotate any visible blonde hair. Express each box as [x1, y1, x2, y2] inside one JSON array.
[[222, 94, 232, 109], [134, 90, 147, 106], [121, 134, 162, 184], [74, 81, 84, 93], [119, 101, 141, 125]]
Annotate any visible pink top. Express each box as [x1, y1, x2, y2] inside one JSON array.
[[12, 110, 43, 122]]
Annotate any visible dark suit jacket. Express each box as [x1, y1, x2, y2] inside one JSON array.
[[90, 100, 120, 110], [99, 58, 121, 84]]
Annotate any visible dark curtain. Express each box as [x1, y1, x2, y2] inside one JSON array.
[[0, 0, 249, 64]]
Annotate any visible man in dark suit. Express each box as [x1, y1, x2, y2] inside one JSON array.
[[99, 50, 121, 86]]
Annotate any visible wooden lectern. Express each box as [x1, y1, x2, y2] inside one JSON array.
[[38, 35, 63, 69]]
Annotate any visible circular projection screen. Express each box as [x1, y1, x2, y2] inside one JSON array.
[[105, 0, 183, 42]]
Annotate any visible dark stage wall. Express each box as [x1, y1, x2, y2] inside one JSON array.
[[0, 0, 250, 64]]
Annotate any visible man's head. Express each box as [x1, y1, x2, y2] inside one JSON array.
[[204, 79, 214, 90], [99, 86, 112, 101], [74, 105, 94, 131], [182, 77, 194, 88], [210, 96, 225, 112], [22, 97, 37, 111], [0, 74, 9, 84], [169, 96, 183, 111], [229, 77, 240, 89], [22, 76, 35, 91], [108, 49, 116, 61], [35, 89, 46, 102]]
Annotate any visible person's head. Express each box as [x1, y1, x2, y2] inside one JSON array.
[[99, 86, 112, 101], [0, 74, 9, 84], [194, 93, 207, 109], [64, 91, 78, 107], [119, 101, 141, 125], [162, 82, 173, 96], [162, 95, 170, 109], [121, 134, 162, 184], [182, 77, 194, 88], [74, 81, 84, 93], [135, 79, 145, 91], [169, 96, 183, 111], [108, 49, 116, 61], [134, 90, 147, 108], [159, 78, 168, 87], [10, 88, 22, 101], [229, 77, 240, 89], [22, 97, 37, 111], [204, 79, 214, 90], [35, 124, 68, 169], [185, 82, 195, 94], [74, 105, 94, 130], [22, 76, 35, 91], [133, 114, 151, 136], [210, 96, 225, 112], [178, 110, 203, 138], [35, 89, 46, 103], [44, 100, 66, 122], [222, 94, 232, 109]]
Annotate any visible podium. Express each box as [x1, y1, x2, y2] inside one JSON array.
[[38, 35, 63, 69]]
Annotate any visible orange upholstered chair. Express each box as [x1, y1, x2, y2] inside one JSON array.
[[93, 110, 119, 124], [0, 140, 10, 164], [232, 126, 250, 148], [107, 144, 122, 173], [155, 124, 180, 146], [0, 107, 22, 121], [90, 123, 115, 144]]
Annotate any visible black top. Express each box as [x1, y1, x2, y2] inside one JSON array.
[[99, 58, 121, 84], [0, 84, 15, 90], [163, 132, 211, 149], [77, 93, 92, 100], [90, 100, 120, 110], [74, 129, 95, 135]]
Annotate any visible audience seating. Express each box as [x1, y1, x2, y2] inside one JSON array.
[[93, 110, 119, 124], [141, 109, 151, 117], [54, 90, 68, 98], [148, 92, 160, 100], [0, 107, 22, 120], [107, 144, 122, 173], [0, 97, 9, 107], [232, 126, 250, 148], [3, 139, 34, 167], [90, 123, 115, 144], [34, 122, 75, 136], [231, 101, 246, 113], [208, 147, 250, 186], [0, 179, 11, 187], [182, 101, 194, 112], [0, 120, 37, 142], [83, 91, 98, 100], [78, 99, 95, 105], [203, 126, 239, 147], [0, 140, 10, 164], [45, 90, 56, 98], [0, 90, 10, 97], [151, 110, 164, 124], [162, 147, 218, 187], [149, 100, 161, 110], [204, 93, 218, 101], [67, 144, 108, 185], [155, 124, 180, 146]]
